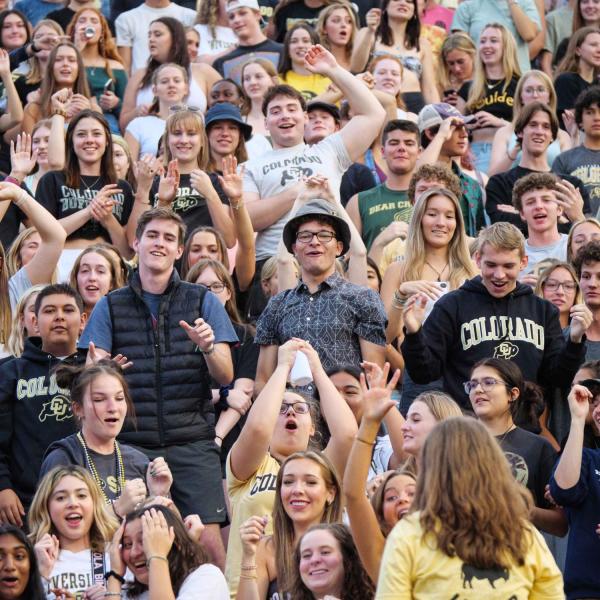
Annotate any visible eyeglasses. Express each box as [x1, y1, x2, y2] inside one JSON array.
[[169, 104, 203, 114], [295, 230, 336, 244], [279, 401, 310, 415], [463, 377, 508, 394], [543, 279, 577, 292], [204, 282, 226, 293], [523, 86, 547, 96]]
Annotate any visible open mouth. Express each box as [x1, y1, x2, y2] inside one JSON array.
[[104, 417, 119, 424], [285, 420, 298, 431], [0, 576, 19, 587], [65, 513, 83, 526]]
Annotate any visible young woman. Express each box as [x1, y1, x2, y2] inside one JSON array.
[[69, 244, 126, 317], [351, 0, 439, 111], [67, 7, 127, 134], [555, 26, 600, 125], [567, 217, 600, 262], [0, 10, 29, 52], [376, 417, 564, 597], [186, 27, 200, 62], [204, 102, 250, 172], [279, 23, 331, 100], [129, 108, 235, 247], [35, 109, 134, 277], [108, 504, 228, 598], [290, 523, 375, 600], [436, 32, 476, 106], [112, 135, 137, 191], [5, 284, 44, 358], [456, 23, 521, 173], [120, 17, 221, 130], [40, 361, 173, 519], [241, 58, 278, 138], [30, 465, 118, 599], [180, 225, 229, 278], [0, 524, 46, 600], [369, 54, 417, 120], [208, 77, 244, 108], [316, 3, 357, 72], [224, 338, 357, 597], [124, 63, 189, 160], [466, 358, 567, 536], [381, 187, 477, 411], [194, 0, 237, 60], [489, 70, 573, 175], [535, 260, 581, 330], [238, 451, 343, 599]]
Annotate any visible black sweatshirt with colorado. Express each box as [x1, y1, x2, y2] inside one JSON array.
[[401, 277, 586, 409], [0, 338, 82, 507]]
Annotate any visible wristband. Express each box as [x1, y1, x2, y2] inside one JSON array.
[[146, 555, 168, 566], [4, 176, 21, 186], [29, 41, 40, 54], [51, 107, 67, 118], [105, 570, 125, 584], [355, 435, 376, 446]]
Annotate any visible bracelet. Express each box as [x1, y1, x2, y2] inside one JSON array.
[[240, 564, 257, 571], [105, 570, 125, 584], [51, 107, 67, 118], [104, 593, 122, 598], [201, 344, 215, 355], [240, 573, 258, 580], [4, 176, 21, 186], [355, 435, 376, 446], [146, 555, 168, 567], [215, 435, 223, 442], [392, 290, 408, 310]]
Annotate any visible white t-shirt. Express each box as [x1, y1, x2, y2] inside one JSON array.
[[48, 549, 111, 597], [132, 564, 229, 600], [126, 115, 166, 159], [116, 3, 197, 73], [245, 133, 272, 157], [194, 24, 238, 56], [242, 132, 352, 260], [523, 234, 569, 275], [8, 266, 32, 310]]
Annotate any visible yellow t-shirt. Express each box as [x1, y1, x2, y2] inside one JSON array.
[[379, 238, 406, 275], [224, 451, 280, 598], [281, 70, 331, 102], [376, 513, 564, 600]]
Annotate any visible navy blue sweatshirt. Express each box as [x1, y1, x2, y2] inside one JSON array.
[[401, 277, 586, 409], [550, 448, 600, 599], [0, 338, 84, 508]]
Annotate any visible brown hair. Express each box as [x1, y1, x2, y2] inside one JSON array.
[[69, 244, 126, 300], [514, 101, 559, 143], [512, 171, 559, 212], [534, 260, 582, 305], [180, 225, 229, 278], [407, 163, 462, 204], [370, 467, 416, 536], [556, 26, 600, 78], [135, 207, 186, 246]]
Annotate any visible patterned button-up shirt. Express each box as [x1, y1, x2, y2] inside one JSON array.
[[255, 273, 387, 371]]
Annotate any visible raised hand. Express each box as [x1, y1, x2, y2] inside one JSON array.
[[51, 88, 72, 114], [567, 384, 592, 422], [179, 318, 215, 352], [107, 520, 127, 578], [218, 155, 244, 207], [0, 489, 25, 527], [365, 8, 381, 32], [141, 507, 175, 559], [562, 109, 580, 141], [276, 338, 304, 370], [402, 293, 428, 334], [146, 457, 173, 497], [554, 179, 585, 222], [227, 388, 252, 415], [0, 49, 11, 79], [157, 159, 180, 205], [135, 154, 162, 190], [297, 174, 336, 205], [88, 184, 123, 224], [304, 44, 338, 77], [569, 303, 593, 344], [373, 221, 409, 246], [298, 339, 324, 374], [184, 514, 205, 542], [240, 515, 268, 557], [113, 478, 147, 517], [87, 341, 133, 370], [10, 133, 38, 179], [359, 362, 401, 425], [34, 533, 60, 578]]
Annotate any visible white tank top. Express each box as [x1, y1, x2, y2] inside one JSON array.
[[136, 69, 208, 113]]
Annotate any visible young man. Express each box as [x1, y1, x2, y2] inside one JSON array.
[[513, 172, 568, 276], [80, 207, 238, 567], [115, 0, 196, 73], [346, 120, 420, 254], [212, 0, 283, 82], [575, 241, 600, 360], [553, 87, 600, 215], [255, 199, 387, 391], [486, 102, 589, 234], [417, 102, 486, 237], [0, 284, 86, 524], [401, 221, 591, 409]]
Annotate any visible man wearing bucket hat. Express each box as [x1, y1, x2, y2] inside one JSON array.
[[254, 193, 387, 391]]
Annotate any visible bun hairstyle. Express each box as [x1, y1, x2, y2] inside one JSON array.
[[473, 358, 544, 433]]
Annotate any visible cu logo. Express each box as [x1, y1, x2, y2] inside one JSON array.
[[38, 394, 72, 422], [493, 342, 519, 360]]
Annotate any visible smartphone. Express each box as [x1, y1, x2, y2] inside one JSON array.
[[442, 89, 457, 97], [103, 78, 114, 93]]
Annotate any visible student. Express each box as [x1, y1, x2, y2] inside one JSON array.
[[316, 2, 357, 72], [553, 86, 600, 216], [376, 418, 564, 598], [567, 217, 600, 262], [574, 241, 600, 360], [436, 32, 476, 105], [535, 260, 582, 330], [194, 0, 237, 60], [0, 284, 86, 524], [5, 284, 44, 359], [401, 221, 591, 410], [550, 383, 600, 600], [240, 58, 278, 138]]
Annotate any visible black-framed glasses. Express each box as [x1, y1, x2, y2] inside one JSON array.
[[463, 377, 508, 395], [296, 230, 336, 244], [543, 279, 577, 292], [279, 401, 310, 415], [204, 282, 226, 293]]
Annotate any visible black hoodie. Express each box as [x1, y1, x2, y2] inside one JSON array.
[[0, 338, 85, 507], [401, 277, 586, 409]]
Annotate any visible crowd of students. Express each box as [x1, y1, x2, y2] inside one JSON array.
[[0, 0, 599, 598]]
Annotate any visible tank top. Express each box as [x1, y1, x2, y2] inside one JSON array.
[[372, 50, 423, 78], [136, 69, 208, 113]]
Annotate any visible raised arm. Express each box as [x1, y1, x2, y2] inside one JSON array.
[[0, 50, 23, 132], [350, 9, 380, 73], [126, 155, 161, 248], [487, 124, 517, 176], [419, 40, 440, 105], [509, 0, 540, 43]]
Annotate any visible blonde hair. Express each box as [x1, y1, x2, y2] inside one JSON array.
[[163, 110, 209, 170], [6, 284, 45, 357], [6, 227, 39, 276], [477, 221, 526, 258], [512, 70, 558, 124], [567, 218, 600, 262], [437, 32, 476, 92], [0, 244, 9, 344], [29, 466, 118, 553], [316, 2, 357, 60], [402, 188, 476, 290], [534, 260, 582, 305], [26, 20, 64, 85], [466, 23, 522, 114]]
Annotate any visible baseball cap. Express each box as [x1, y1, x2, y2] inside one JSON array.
[[226, 0, 260, 13], [306, 101, 341, 123], [417, 103, 469, 133]]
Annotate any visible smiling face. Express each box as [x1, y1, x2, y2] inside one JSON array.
[[324, 8, 353, 47], [112, 144, 129, 180], [72, 117, 107, 167], [519, 186, 561, 235], [53, 45, 79, 86], [520, 111, 554, 157], [187, 230, 221, 268], [292, 220, 343, 279], [19, 232, 41, 268], [135, 218, 184, 274], [304, 109, 338, 144], [0, 534, 30, 600], [400, 400, 438, 456], [32, 125, 51, 169], [208, 80, 242, 108], [48, 476, 94, 550], [476, 244, 527, 298], [1, 14, 27, 51], [207, 121, 241, 158], [77, 252, 113, 311], [421, 195, 457, 249], [373, 58, 403, 97], [270, 392, 315, 459], [381, 128, 420, 175], [122, 518, 148, 584], [520, 75, 550, 106], [186, 28, 199, 61], [542, 266, 577, 315], [265, 94, 307, 148], [152, 65, 188, 105], [242, 62, 275, 100], [381, 474, 416, 527], [299, 529, 344, 598], [578, 31, 600, 69], [445, 49, 473, 84], [479, 27, 503, 67], [148, 21, 172, 62], [288, 27, 313, 66], [580, 0, 600, 24], [167, 120, 202, 164], [468, 365, 517, 422]]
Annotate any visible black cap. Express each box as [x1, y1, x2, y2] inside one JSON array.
[[306, 101, 341, 123]]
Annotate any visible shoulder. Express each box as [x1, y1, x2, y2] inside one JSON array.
[[107, 59, 125, 70]]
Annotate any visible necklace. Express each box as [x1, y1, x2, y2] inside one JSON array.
[[77, 432, 125, 505], [425, 260, 449, 282], [496, 423, 516, 445], [81, 175, 102, 193], [485, 78, 501, 90]]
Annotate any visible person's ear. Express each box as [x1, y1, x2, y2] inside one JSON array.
[[335, 240, 343, 257], [79, 311, 87, 336], [508, 387, 520, 403]]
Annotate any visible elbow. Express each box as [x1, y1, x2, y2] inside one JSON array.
[[522, 27, 539, 43]]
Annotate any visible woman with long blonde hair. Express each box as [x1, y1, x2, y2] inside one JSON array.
[[5, 284, 44, 358], [316, 2, 357, 71], [457, 23, 522, 173], [436, 32, 476, 105], [376, 417, 563, 597]]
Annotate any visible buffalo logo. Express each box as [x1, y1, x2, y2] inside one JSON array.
[[39, 395, 72, 422], [462, 564, 509, 589], [280, 167, 313, 186], [493, 341, 519, 359], [504, 451, 529, 486]]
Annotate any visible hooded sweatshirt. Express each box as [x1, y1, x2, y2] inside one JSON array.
[[0, 338, 84, 507], [401, 276, 586, 409]]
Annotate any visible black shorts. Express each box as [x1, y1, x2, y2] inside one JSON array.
[[137, 439, 226, 524]]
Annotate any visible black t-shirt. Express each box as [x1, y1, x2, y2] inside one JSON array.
[[149, 172, 229, 241], [273, 2, 325, 42], [46, 7, 76, 32], [340, 162, 376, 207], [459, 76, 519, 123], [14, 75, 39, 107], [497, 426, 556, 508], [35, 171, 134, 242], [555, 72, 592, 127]]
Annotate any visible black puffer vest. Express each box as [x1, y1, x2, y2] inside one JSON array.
[[107, 270, 212, 448]]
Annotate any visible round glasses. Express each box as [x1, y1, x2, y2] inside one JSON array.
[[279, 401, 310, 415], [463, 377, 508, 395]]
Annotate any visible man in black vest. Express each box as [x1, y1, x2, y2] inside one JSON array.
[[80, 207, 238, 567]]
